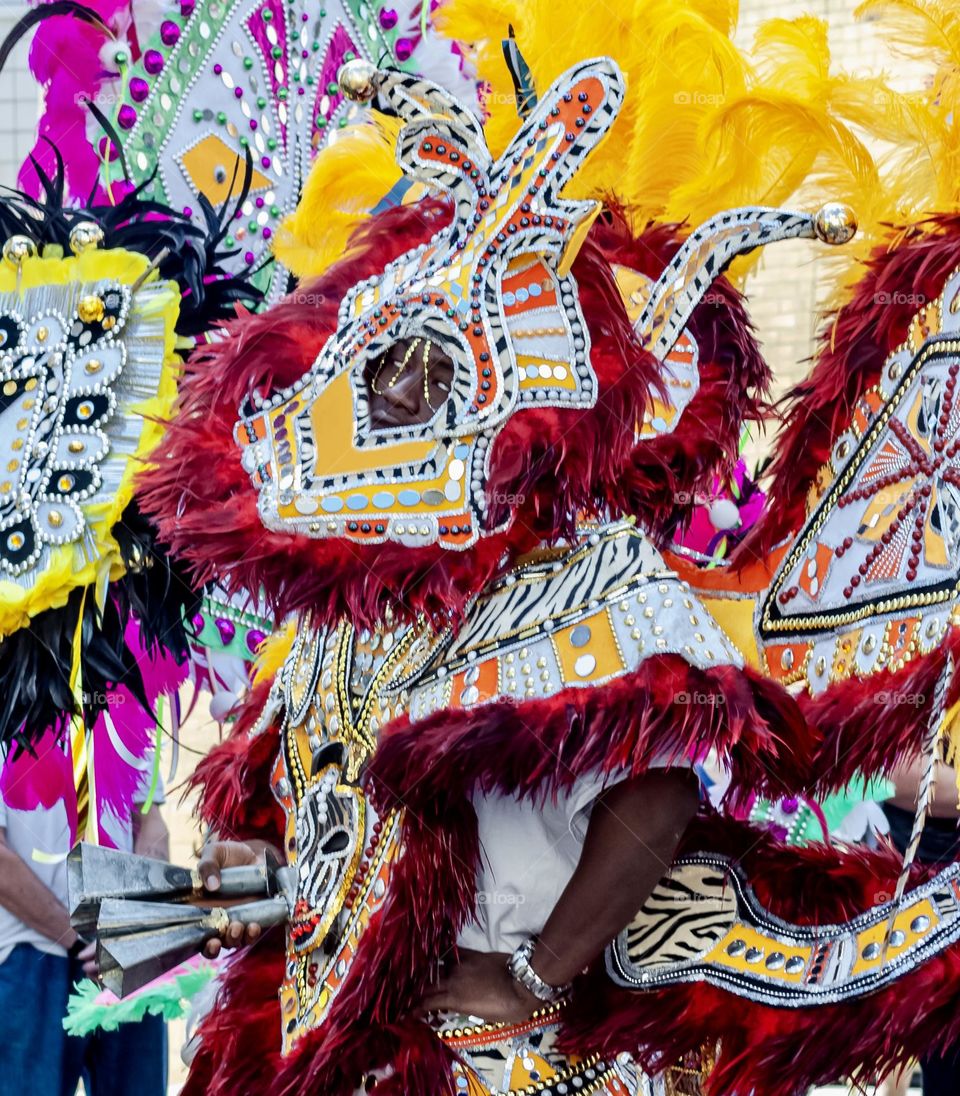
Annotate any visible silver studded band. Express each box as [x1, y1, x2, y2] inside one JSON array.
[[506, 936, 572, 1003]]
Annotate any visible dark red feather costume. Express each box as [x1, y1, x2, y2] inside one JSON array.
[[144, 204, 802, 1095], [144, 210, 960, 1096], [140, 205, 769, 630]]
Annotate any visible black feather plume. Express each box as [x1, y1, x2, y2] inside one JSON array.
[[0, 142, 262, 335], [0, 150, 257, 750], [502, 25, 537, 119]]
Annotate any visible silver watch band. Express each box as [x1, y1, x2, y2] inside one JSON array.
[[506, 936, 572, 1003]]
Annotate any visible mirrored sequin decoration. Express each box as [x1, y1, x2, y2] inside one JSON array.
[[438, 1007, 657, 1095], [236, 59, 625, 550], [272, 620, 416, 1046], [0, 262, 175, 584], [108, 0, 447, 305], [759, 265, 960, 694]]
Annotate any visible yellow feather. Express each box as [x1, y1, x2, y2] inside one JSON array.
[[680, 15, 880, 221], [856, 0, 960, 70], [439, 4, 888, 244], [253, 618, 297, 684], [438, 1, 884, 282], [850, 0, 960, 222], [440, 0, 754, 220], [688, 0, 739, 36], [279, 0, 960, 293], [783, 0, 960, 274], [272, 116, 404, 281]]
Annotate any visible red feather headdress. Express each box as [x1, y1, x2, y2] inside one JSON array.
[[141, 204, 766, 630]]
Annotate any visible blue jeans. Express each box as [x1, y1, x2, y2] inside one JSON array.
[[0, 943, 167, 1096]]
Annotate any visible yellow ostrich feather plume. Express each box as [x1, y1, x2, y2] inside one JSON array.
[[849, 0, 960, 223], [272, 116, 405, 280], [720, 2, 960, 262], [276, 0, 960, 285], [716, 0, 960, 281], [679, 18, 878, 213], [438, 0, 751, 222], [677, 15, 887, 280], [438, 0, 885, 281], [277, 0, 768, 281]]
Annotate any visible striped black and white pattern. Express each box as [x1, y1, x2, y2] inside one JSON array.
[[637, 208, 816, 362], [442, 522, 665, 665], [607, 853, 960, 1008], [620, 864, 736, 970]]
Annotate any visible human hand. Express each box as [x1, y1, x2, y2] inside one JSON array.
[[203, 918, 261, 959], [78, 941, 98, 980], [197, 840, 272, 958], [419, 949, 540, 1025]]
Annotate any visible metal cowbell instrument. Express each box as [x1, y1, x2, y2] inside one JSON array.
[[68, 843, 294, 997]]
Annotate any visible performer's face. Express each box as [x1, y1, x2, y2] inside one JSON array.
[[364, 336, 454, 429]]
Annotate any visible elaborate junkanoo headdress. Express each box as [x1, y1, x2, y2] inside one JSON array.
[[145, 48, 857, 629], [237, 58, 624, 551]]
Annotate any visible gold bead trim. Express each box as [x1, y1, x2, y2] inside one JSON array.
[[511, 326, 569, 338], [438, 1000, 565, 1043]]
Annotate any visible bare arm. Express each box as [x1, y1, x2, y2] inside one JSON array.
[[422, 768, 699, 1021], [532, 768, 699, 984], [0, 829, 78, 950], [132, 803, 170, 861]]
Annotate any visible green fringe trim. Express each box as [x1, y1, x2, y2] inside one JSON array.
[[63, 965, 216, 1036]]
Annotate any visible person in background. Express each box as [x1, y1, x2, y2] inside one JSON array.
[[0, 736, 170, 1096], [881, 750, 960, 1095]]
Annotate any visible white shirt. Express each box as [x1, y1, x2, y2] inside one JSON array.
[[0, 792, 75, 964], [0, 748, 163, 965], [457, 771, 624, 953], [458, 758, 693, 954]]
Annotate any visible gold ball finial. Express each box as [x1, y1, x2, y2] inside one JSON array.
[[69, 221, 105, 255], [77, 294, 106, 324], [813, 203, 857, 246], [3, 235, 37, 267], [338, 58, 380, 103]]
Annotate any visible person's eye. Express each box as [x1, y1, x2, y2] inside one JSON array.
[[436, 380, 451, 393]]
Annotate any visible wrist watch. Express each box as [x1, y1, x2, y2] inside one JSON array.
[[507, 936, 572, 1003]]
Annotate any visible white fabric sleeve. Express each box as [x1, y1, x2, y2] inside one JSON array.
[[567, 754, 694, 842], [567, 770, 625, 843]]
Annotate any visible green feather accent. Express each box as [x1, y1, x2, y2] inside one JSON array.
[[62, 965, 216, 1036]]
